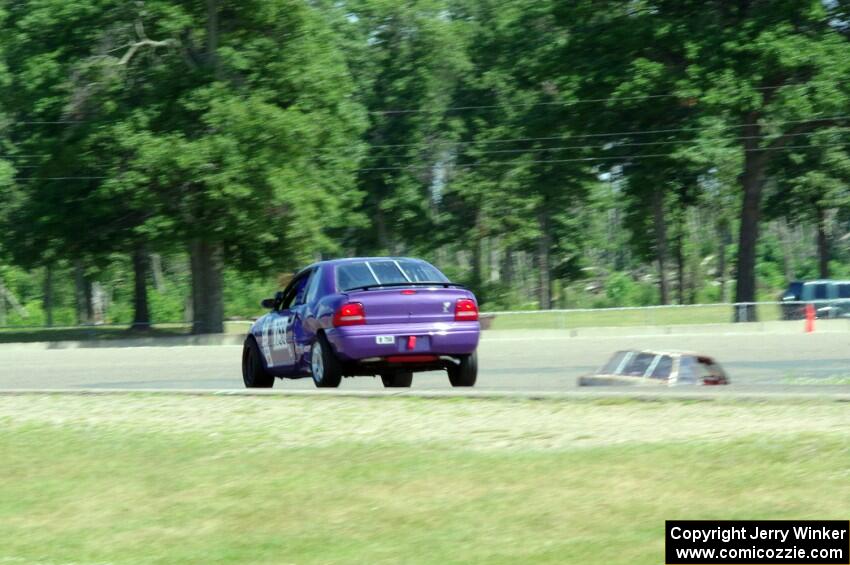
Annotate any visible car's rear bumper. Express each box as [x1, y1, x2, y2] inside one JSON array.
[[327, 321, 480, 361]]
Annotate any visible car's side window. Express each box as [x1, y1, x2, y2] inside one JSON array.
[[281, 274, 309, 310], [623, 352, 654, 376], [291, 273, 312, 307], [304, 267, 323, 304], [678, 357, 697, 383]]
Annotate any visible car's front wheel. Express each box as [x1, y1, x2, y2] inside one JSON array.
[[381, 371, 413, 388], [311, 334, 342, 388], [447, 351, 477, 387], [243, 337, 274, 388]]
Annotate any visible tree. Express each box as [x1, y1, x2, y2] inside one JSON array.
[[443, 0, 596, 308], [766, 129, 850, 278], [677, 0, 850, 318], [339, 0, 470, 256], [2, 0, 367, 333]]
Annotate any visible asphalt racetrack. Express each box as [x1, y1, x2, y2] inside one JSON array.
[[2, 329, 849, 393]]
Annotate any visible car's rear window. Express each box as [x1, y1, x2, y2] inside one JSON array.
[[336, 260, 448, 291]]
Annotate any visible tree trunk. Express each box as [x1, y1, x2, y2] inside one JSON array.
[[190, 239, 224, 334], [489, 238, 500, 283], [374, 207, 391, 253], [0, 277, 6, 326], [501, 248, 514, 288], [537, 209, 552, 309], [91, 282, 105, 324], [734, 119, 769, 322], [652, 189, 670, 305], [151, 253, 166, 292], [471, 211, 484, 291], [207, 0, 221, 77], [717, 219, 729, 303], [776, 220, 795, 284], [816, 206, 829, 279], [43, 265, 54, 327], [675, 233, 685, 305], [85, 278, 94, 322], [73, 260, 92, 324], [132, 245, 151, 330]]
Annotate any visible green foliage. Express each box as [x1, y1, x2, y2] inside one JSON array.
[[1, 0, 849, 324]]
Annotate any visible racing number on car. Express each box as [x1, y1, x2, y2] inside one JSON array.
[[272, 316, 289, 350]]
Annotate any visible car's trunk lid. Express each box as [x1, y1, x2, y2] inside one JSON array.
[[342, 287, 475, 325]]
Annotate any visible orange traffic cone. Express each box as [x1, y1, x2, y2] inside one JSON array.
[[804, 303, 815, 333]]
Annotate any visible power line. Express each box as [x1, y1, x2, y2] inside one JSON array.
[[356, 142, 850, 172], [13, 141, 845, 180], [366, 115, 850, 149], [371, 93, 678, 115], [8, 118, 846, 168], [358, 127, 850, 159], [13, 176, 108, 181], [368, 81, 846, 115], [7, 120, 84, 125], [9, 81, 845, 126]]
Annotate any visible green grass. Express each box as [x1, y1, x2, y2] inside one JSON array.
[[487, 304, 784, 330], [0, 321, 250, 343], [0, 394, 847, 565]]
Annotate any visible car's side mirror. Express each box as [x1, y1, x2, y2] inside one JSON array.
[[262, 291, 287, 311]]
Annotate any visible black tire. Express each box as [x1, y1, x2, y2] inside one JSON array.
[[447, 351, 477, 387], [381, 371, 413, 388], [242, 337, 275, 388], [311, 333, 342, 388]]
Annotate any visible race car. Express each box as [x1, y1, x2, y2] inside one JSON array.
[[577, 350, 729, 387], [242, 257, 480, 388]]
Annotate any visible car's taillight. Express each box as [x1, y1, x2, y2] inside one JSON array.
[[333, 302, 365, 326], [454, 298, 478, 321]]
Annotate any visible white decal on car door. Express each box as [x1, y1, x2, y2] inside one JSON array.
[[261, 317, 273, 366]]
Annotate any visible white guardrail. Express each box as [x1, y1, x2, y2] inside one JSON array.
[[477, 300, 850, 330]]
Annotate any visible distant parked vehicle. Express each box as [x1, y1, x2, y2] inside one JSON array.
[[779, 280, 850, 320], [242, 257, 480, 389], [577, 350, 729, 387]]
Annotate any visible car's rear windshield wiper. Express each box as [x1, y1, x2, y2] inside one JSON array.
[[343, 281, 467, 292]]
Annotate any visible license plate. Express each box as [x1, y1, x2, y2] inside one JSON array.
[[375, 336, 395, 345]]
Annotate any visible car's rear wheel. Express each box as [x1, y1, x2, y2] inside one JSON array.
[[243, 337, 274, 388], [311, 334, 342, 388], [381, 371, 413, 388], [447, 351, 477, 387]]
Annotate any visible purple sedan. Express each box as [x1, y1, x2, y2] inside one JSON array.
[[242, 257, 480, 388]]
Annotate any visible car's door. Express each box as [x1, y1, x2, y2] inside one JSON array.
[[285, 266, 323, 375], [273, 270, 317, 375], [265, 273, 310, 369]]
